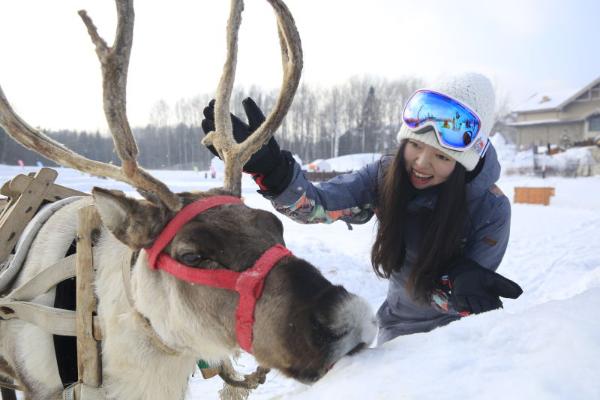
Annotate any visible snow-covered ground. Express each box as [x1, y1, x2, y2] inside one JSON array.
[[2, 161, 599, 400]]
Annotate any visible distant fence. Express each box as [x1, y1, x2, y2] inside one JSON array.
[[304, 171, 350, 181]]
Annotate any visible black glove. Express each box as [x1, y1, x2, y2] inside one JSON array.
[[201, 98, 294, 195], [448, 258, 523, 315]]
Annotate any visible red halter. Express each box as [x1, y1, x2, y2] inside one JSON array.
[[145, 195, 292, 353]]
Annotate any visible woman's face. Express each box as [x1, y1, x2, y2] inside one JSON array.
[[403, 139, 457, 189]]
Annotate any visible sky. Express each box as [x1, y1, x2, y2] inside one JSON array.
[[0, 0, 599, 133]]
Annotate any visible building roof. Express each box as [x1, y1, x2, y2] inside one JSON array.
[[514, 75, 600, 114], [507, 118, 584, 127]]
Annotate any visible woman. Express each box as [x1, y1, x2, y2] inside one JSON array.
[[202, 72, 523, 344]]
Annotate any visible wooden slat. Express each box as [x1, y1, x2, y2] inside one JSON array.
[[0, 195, 18, 223], [0, 180, 18, 198], [76, 206, 102, 388], [0, 168, 58, 262], [8, 174, 87, 201]]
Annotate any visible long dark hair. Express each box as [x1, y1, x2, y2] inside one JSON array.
[[371, 140, 468, 302]]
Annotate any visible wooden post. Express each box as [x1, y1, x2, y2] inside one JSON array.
[[0, 168, 58, 262], [0, 388, 17, 400], [76, 206, 102, 388]]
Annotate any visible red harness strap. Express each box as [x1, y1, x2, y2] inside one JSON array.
[[234, 244, 290, 352], [147, 196, 243, 268], [145, 195, 292, 353]]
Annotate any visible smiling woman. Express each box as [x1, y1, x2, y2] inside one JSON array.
[[200, 72, 524, 346]]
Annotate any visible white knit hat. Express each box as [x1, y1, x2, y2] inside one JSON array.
[[397, 72, 496, 171]]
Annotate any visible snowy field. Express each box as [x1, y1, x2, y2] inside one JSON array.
[[2, 163, 599, 400]]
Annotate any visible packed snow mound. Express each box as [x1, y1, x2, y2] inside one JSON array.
[[288, 288, 600, 400], [303, 153, 381, 172]]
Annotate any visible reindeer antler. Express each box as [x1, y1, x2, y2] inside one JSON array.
[[0, 0, 182, 211], [203, 0, 303, 196], [0, 0, 302, 202]]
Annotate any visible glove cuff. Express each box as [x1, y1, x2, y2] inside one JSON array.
[[447, 257, 480, 282], [249, 150, 295, 197]]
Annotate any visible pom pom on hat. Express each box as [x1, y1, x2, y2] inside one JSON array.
[[397, 72, 496, 171]]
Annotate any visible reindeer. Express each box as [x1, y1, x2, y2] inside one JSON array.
[[0, 1, 376, 399]]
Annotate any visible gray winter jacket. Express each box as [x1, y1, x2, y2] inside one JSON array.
[[268, 144, 510, 344]]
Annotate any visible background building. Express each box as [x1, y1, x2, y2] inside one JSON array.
[[508, 76, 600, 147]]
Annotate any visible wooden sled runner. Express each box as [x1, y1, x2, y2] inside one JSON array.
[[0, 168, 103, 400]]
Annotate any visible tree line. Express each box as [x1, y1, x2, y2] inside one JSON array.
[[0, 125, 205, 170], [0, 76, 429, 169]]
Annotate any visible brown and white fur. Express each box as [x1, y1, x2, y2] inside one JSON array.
[[0, 189, 376, 400]]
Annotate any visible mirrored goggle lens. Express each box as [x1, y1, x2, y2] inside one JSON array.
[[403, 90, 481, 149]]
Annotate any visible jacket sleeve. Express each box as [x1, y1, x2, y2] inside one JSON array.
[[463, 193, 511, 271], [266, 158, 385, 225]]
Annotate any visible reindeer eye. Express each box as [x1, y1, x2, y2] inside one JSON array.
[[179, 253, 206, 266]]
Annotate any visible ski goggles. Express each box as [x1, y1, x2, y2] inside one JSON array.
[[402, 90, 488, 155]]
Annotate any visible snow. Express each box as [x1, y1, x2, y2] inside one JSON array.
[[491, 133, 598, 176], [302, 153, 381, 173], [2, 156, 599, 400], [305, 159, 332, 172]]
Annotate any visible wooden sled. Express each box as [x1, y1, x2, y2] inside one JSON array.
[[0, 168, 104, 400], [0, 169, 263, 400]]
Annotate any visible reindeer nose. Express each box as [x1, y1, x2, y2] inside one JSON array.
[[320, 293, 376, 364], [325, 341, 368, 372], [346, 342, 367, 356]]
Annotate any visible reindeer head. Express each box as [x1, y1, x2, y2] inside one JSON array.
[[0, 0, 376, 384], [93, 187, 375, 382]]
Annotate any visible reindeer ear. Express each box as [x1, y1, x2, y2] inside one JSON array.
[[92, 187, 171, 249]]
